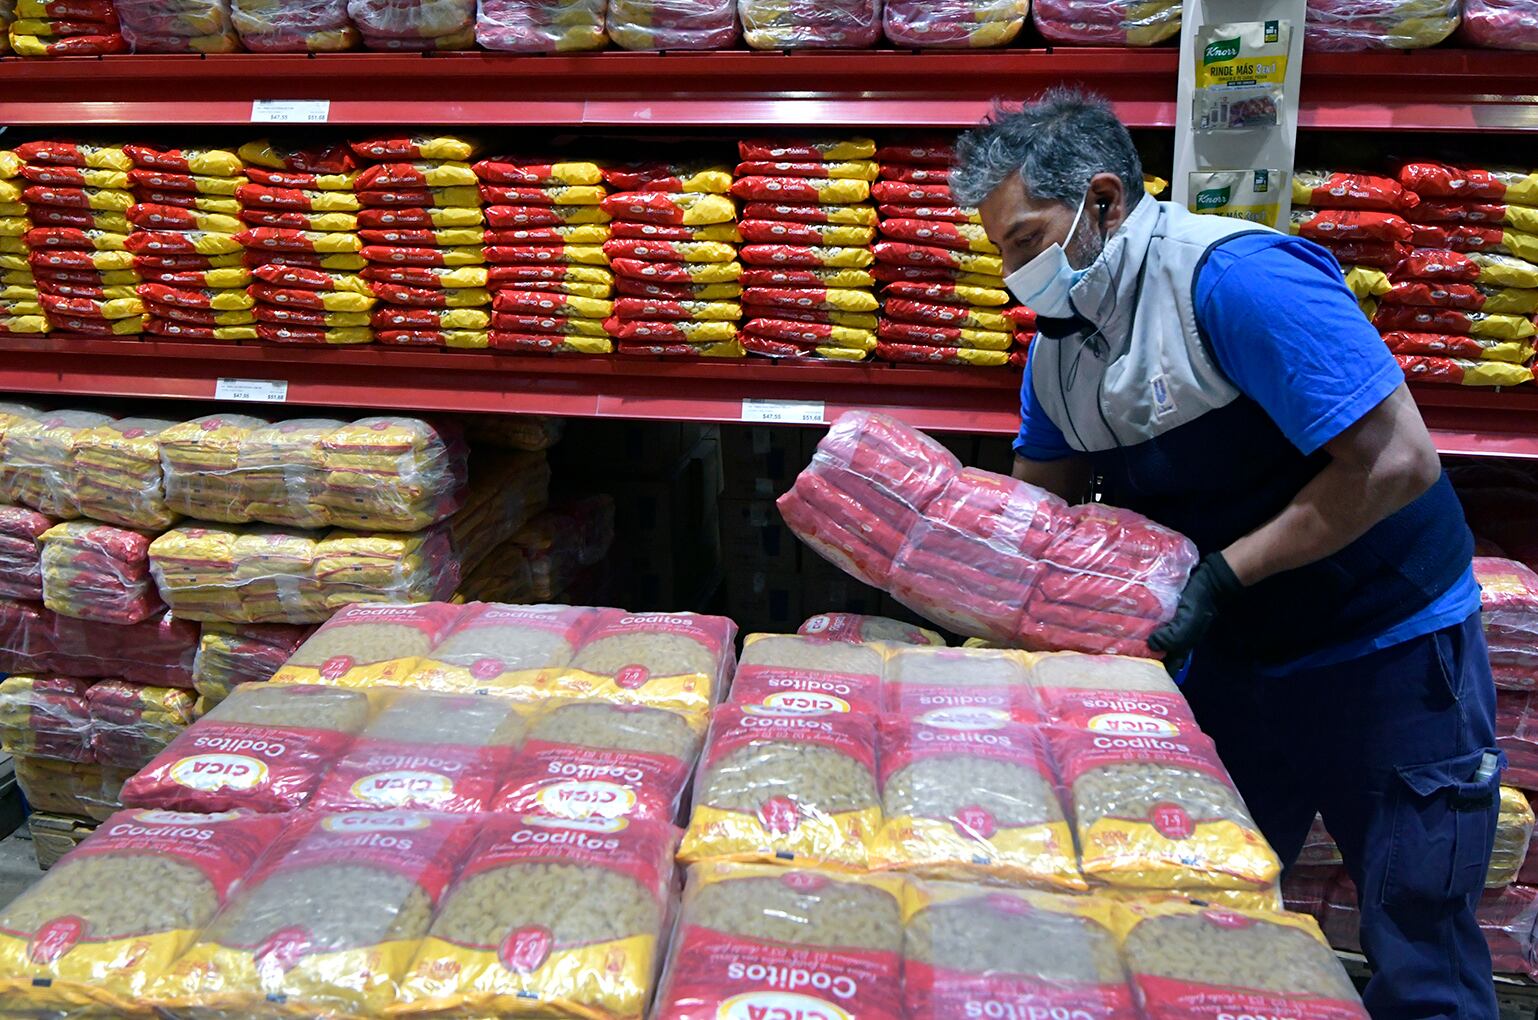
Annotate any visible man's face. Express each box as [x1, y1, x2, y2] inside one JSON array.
[[979, 173, 1107, 276]]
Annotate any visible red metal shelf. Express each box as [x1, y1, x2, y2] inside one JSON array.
[[3, 336, 1538, 455], [0, 48, 1534, 130]]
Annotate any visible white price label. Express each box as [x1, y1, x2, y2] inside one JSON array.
[[741, 398, 826, 425], [214, 377, 289, 403], [250, 99, 330, 124]]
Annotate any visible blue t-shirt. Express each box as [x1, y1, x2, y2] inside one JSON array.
[[1013, 232, 1479, 674]]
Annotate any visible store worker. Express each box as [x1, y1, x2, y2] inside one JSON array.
[[954, 88, 1498, 1019]]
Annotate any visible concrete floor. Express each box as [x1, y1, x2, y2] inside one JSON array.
[[0, 826, 41, 910]]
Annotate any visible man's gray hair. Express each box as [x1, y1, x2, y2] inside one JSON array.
[[951, 87, 1146, 210]]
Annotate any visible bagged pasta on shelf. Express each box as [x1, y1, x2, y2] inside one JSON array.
[[121, 682, 371, 813], [1118, 901, 1367, 1018], [654, 863, 904, 1020], [308, 690, 525, 812], [559, 608, 737, 717], [0, 409, 114, 518], [1304, 0, 1459, 50], [679, 703, 882, 869], [882, 644, 1042, 723], [872, 717, 1084, 889], [86, 679, 196, 769], [116, 0, 239, 51], [396, 814, 679, 1019], [729, 632, 886, 716], [232, 0, 359, 51], [348, 0, 475, 48], [272, 600, 462, 687], [7, 0, 128, 55], [607, 0, 737, 49], [73, 417, 180, 530], [50, 608, 201, 687], [320, 416, 469, 530], [39, 520, 164, 624], [192, 620, 312, 711], [1477, 556, 1538, 689], [0, 808, 285, 1015], [904, 882, 1137, 1020], [1490, 785, 1535, 888], [0, 504, 53, 599], [158, 414, 269, 523], [1031, 0, 1180, 44], [885, 0, 1027, 47], [799, 611, 944, 646], [477, 0, 609, 51], [153, 809, 479, 1018], [493, 700, 703, 822], [0, 673, 96, 762], [10, 753, 135, 821], [740, 0, 881, 48], [1460, 0, 1538, 49]]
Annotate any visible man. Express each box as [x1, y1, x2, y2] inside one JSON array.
[[953, 88, 1500, 1019]]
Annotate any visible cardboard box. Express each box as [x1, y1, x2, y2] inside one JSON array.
[[720, 498, 800, 574]]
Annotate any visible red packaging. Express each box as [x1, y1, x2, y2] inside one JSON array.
[[372, 306, 476, 330], [1382, 279, 1520, 313], [358, 245, 468, 268], [729, 177, 867, 203], [492, 289, 595, 316], [739, 139, 875, 161], [740, 245, 870, 269], [1399, 162, 1532, 202], [1291, 208, 1413, 244], [483, 206, 584, 229], [1293, 170, 1417, 211], [880, 219, 994, 252], [15, 141, 123, 168], [1381, 331, 1525, 360], [487, 332, 602, 353], [610, 258, 733, 283], [878, 204, 978, 223], [249, 264, 350, 291], [362, 265, 477, 289], [730, 633, 885, 716], [491, 313, 599, 335], [743, 318, 866, 345], [875, 144, 955, 166], [873, 181, 953, 205], [24, 207, 114, 231], [615, 278, 736, 300], [486, 264, 602, 287], [742, 202, 876, 225], [376, 330, 448, 346]]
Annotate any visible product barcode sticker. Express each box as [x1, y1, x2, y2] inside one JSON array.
[[215, 378, 289, 403], [741, 398, 826, 425], [251, 100, 331, 124]]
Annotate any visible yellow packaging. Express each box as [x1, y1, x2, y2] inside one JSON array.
[[0, 152, 18, 178], [161, 149, 245, 177], [437, 329, 488, 348], [619, 319, 738, 344], [623, 260, 741, 284], [0, 315, 50, 334], [0, 218, 29, 238], [742, 137, 877, 161], [0, 180, 20, 204], [1342, 264, 1392, 299]]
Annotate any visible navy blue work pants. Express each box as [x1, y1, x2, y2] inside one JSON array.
[[1182, 611, 1501, 1020]]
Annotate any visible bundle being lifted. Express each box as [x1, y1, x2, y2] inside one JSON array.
[[1030, 0, 1181, 45], [602, 158, 742, 358], [739, 0, 881, 47], [779, 411, 1198, 656], [732, 137, 879, 362], [114, 0, 239, 51], [474, 0, 608, 51], [7, 0, 127, 55], [607, 0, 737, 48], [883, 0, 1027, 47], [231, 0, 359, 50]]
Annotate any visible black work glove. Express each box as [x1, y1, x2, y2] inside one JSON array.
[[1148, 552, 1244, 676]]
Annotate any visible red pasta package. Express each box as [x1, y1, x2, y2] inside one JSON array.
[[1292, 169, 1418, 212], [1477, 557, 1538, 690], [0, 504, 53, 600], [121, 683, 371, 813], [1400, 162, 1538, 206], [799, 611, 944, 646]]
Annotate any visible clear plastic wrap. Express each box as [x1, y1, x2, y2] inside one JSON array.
[[799, 611, 944, 646], [559, 608, 738, 719], [0, 503, 53, 599], [882, 645, 1042, 724], [271, 600, 463, 687], [740, 0, 881, 48], [232, 0, 359, 51], [84, 679, 196, 769], [0, 674, 96, 763], [1460, 0, 1538, 49], [192, 620, 313, 710], [0, 409, 114, 518], [121, 682, 371, 813], [873, 718, 1084, 889], [779, 412, 1197, 657], [348, 0, 474, 47], [39, 520, 164, 625], [1118, 901, 1368, 1018], [74, 417, 180, 530], [730, 631, 887, 716], [679, 702, 882, 869], [1029, 651, 1197, 734], [410, 602, 597, 696], [654, 863, 905, 1020], [1304, 0, 1459, 49], [884, 0, 1026, 47], [50, 609, 201, 687], [116, 0, 239, 52], [0, 808, 286, 1017], [607, 0, 737, 49], [1030, 0, 1180, 45], [1477, 556, 1538, 689], [397, 814, 679, 1020], [10, 753, 135, 822], [903, 882, 1136, 1020], [1492, 785, 1536, 888], [1499, 690, 1538, 790], [476, 0, 608, 51], [153, 810, 479, 1018]]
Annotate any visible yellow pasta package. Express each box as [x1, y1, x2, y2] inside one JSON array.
[[0, 808, 284, 1014], [553, 609, 737, 718], [152, 810, 480, 1019], [1341, 264, 1392, 299], [411, 602, 599, 697], [680, 704, 882, 869], [271, 601, 465, 688], [872, 718, 1085, 890], [395, 815, 679, 1020]]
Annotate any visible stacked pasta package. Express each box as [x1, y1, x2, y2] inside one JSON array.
[[780, 410, 1198, 656], [15, 141, 143, 339], [475, 0, 608, 50], [353, 135, 485, 350], [1390, 161, 1538, 387], [1030, 0, 1181, 45], [230, 0, 359, 50], [732, 137, 879, 362], [124, 144, 251, 344], [740, 0, 881, 47], [1303, 0, 1459, 50], [607, 0, 737, 48], [874, 140, 1028, 367], [114, 0, 240, 51], [884, 0, 1027, 47], [7, 0, 127, 55], [39, 521, 164, 625], [477, 153, 611, 355], [0, 503, 52, 600], [236, 138, 372, 347], [603, 157, 742, 358], [347, 0, 474, 49], [0, 150, 45, 338]]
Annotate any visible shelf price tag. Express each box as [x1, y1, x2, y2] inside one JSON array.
[[215, 377, 289, 403], [251, 99, 331, 124], [741, 398, 826, 425]]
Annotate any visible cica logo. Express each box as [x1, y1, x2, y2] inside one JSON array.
[[1195, 186, 1231, 210], [1203, 37, 1240, 63]]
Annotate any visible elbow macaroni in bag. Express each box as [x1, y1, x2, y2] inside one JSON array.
[[557, 610, 737, 719], [409, 602, 597, 697], [730, 632, 886, 716], [271, 601, 461, 688]]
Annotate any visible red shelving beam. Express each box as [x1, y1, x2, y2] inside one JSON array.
[[0, 49, 1534, 130]]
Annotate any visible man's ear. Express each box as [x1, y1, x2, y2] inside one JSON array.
[[1086, 171, 1128, 234]]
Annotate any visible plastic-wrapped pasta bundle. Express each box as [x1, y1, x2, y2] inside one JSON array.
[[122, 682, 371, 812], [50, 609, 201, 687], [0, 674, 96, 762], [410, 601, 595, 696], [7, 0, 128, 55], [153, 810, 479, 1018], [1030, 0, 1180, 44], [884, 0, 1027, 47], [1489, 785, 1535, 888], [477, 0, 608, 51], [607, 0, 737, 49], [192, 620, 312, 711], [0, 503, 53, 599], [679, 703, 882, 868], [10, 753, 135, 821], [85, 679, 195, 769], [904, 882, 1138, 1020], [39, 520, 164, 624], [654, 863, 905, 1020], [729, 632, 887, 715], [1460, 0, 1538, 49], [232, 0, 359, 50], [348, 0, 474, 48], [116, 0, 239, 51], [1, 409, 114, 517], [872, 717, 1084, 889], [800, 611, 944, 646], [308, 690, 525, 812], [396, 814, 679, 1020], [493, 700, 703, 822], [73, 417, 180, 530], [319, 416, 469, 529], [1304, 0, 1459, 49], [1476, 557, 1538, 689], [159, 414, 268, 523], [0, 809, 284, 1016], [1118, 901, 1367, 1018], [740, 0, 880, 48]]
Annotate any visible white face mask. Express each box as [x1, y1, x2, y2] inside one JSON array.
[[1003, 192, 1091, 319]]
